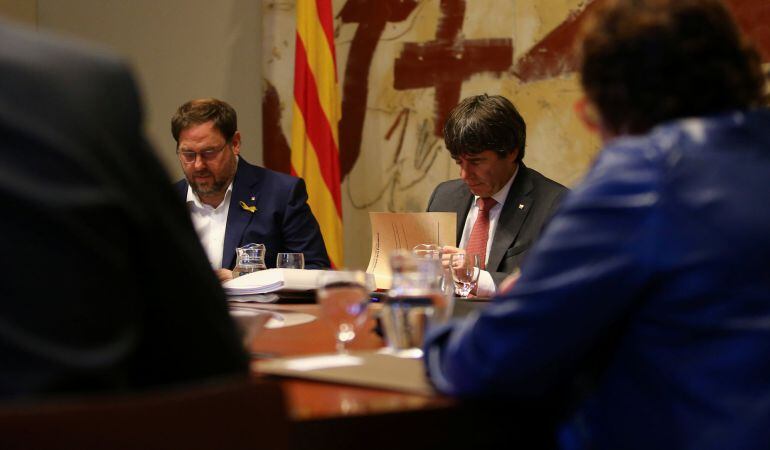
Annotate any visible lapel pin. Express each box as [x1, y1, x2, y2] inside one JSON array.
[[239, 200, 257, 213]]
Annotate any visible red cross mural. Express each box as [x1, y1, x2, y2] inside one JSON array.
[[337, 0, 419, 179], [393, 0, 513, 137]]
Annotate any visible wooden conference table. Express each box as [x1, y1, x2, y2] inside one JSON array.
[[243, 301, 555, 450]]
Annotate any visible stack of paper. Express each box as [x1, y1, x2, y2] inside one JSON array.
[[223, 268, 324, 295]]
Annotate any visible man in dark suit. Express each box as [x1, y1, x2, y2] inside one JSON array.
[[0, 21, 247, 398], [171, 98, 330, 278], [427, 94, 567, 296], [425, 1, 770, 448]]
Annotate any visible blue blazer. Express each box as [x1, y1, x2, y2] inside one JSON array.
[[425, 109, 770, 450], [175, 158, 331, 270]]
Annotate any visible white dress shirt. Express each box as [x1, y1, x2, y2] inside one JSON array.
[[458, 166, 518, 297], [186, 182, 233, 269]]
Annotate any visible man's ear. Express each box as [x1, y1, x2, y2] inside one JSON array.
[[231, 131, 242, 156]]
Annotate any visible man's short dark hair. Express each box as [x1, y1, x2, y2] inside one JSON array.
[[579, 0, 767, 135], [443, 94, 526, 162], [171, 98, 238, 144]]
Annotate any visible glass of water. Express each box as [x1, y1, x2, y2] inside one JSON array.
[[276, 252, 305, 269], [450, 253, 480, 298], [316, 271, 373, 353]]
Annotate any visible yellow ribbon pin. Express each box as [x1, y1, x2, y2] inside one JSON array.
[[239, 201, 257, 213]]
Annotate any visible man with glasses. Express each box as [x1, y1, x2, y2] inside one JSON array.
[[172, 98, 330, 278]]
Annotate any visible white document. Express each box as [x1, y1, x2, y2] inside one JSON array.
[[223, 268, 324, 295], [365, 212, 456, 290]]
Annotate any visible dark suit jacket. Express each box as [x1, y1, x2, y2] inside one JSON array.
[[175, 158, 331, 270], [426, 164, 567, 286], [0, 21, 247, 399]]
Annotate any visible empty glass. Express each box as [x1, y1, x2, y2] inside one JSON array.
[[276, 252, 305, 269], [450, 253, 481, 297], [317, 271, 374, 353], [233, 243, 266, 278]]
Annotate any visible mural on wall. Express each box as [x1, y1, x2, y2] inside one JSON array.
[[262, 0, 770, 269]]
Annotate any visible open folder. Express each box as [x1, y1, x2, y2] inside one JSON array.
[[365, 212, 456, 290]]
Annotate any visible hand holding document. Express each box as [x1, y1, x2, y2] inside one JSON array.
[[365, 212, 456, 290]]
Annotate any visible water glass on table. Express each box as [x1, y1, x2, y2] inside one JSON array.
[[450, 253, 480, 298], [379, 250, 454, 355], [276, 252, 305, 269], [316, 270, 374, 353]]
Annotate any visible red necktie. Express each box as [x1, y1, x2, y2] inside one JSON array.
[[465, 197, 497, 270]]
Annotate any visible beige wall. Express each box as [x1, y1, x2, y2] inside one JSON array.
[[0, 0, 263, 179], [0, 0, 35, 25]]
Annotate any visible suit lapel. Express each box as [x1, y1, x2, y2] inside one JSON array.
[[221, 159, 260, 269], [486, 165, 534, 271]]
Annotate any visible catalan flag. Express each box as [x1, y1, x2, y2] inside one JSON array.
[[290, 0, 343, 268]]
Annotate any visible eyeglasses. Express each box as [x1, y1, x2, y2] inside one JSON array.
[[176, 141, 229, 164]]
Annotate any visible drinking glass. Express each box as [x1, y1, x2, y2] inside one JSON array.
[[381, 250, 454, 355], [412, 244, 453, 300], [412, 243, 441, 260], [276, 252, 305, 269], [317, 271, 374, 353], [450, 253, 480, 298]]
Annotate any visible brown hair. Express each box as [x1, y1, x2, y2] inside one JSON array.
[[579, 0, 767, 135], [171, 98, 238, 144], [443, 94, 526, 162]]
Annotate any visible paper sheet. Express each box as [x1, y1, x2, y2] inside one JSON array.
[[255, 350, 435, 395], [365, 212, 456, 290]]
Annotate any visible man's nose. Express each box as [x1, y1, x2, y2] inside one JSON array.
[[193, 154, 207, 170]]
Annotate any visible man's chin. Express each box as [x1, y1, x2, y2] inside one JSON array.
[[190, 182, 220, 197], [467, 186, 489, 197]]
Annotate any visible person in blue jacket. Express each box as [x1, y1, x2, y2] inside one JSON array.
[[424, 1, 770, 449]]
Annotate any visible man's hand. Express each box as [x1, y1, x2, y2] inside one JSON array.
[[215, 268, 234, 282], [440, 246, 464, 271]]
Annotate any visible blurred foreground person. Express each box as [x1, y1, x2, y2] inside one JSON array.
[[0, 20, 247, 399], [425, 1, 770, 448]]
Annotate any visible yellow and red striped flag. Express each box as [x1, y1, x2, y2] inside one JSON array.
[[290, 0, 343, 268]]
